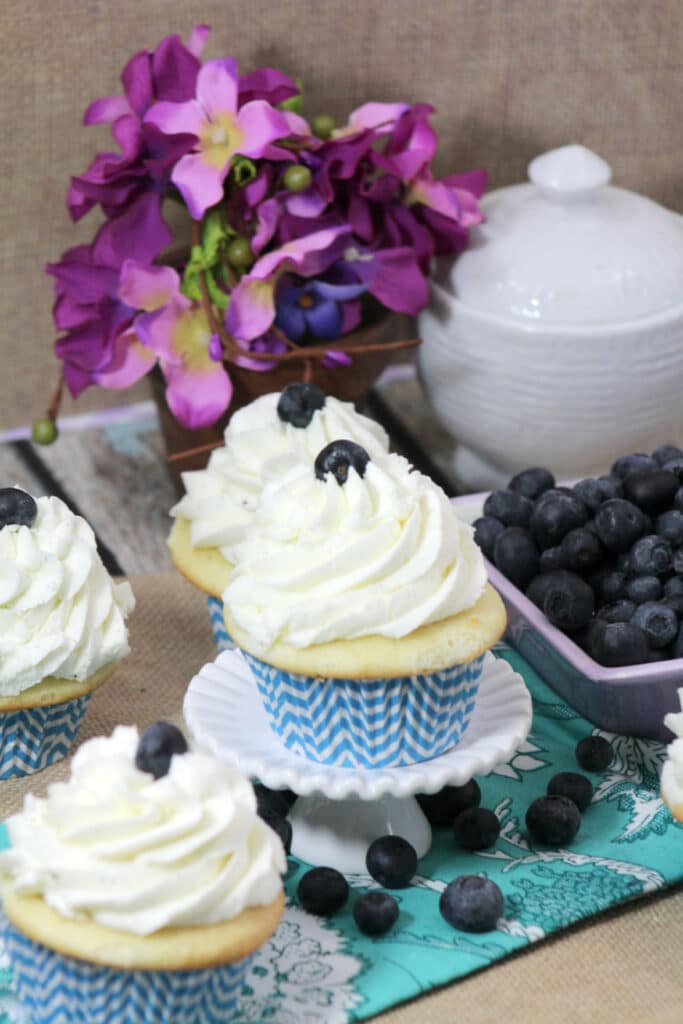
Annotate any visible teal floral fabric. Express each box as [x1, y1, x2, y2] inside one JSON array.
[[1, 643, 681, 1023]]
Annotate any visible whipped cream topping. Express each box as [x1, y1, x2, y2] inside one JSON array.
[[170, 392, 389, 561], [223, 454, 487, 649], [662, 689, 683, 808], [0, 494, 134, 696], [0, 726, 286, 936]]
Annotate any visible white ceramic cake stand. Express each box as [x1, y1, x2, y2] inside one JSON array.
[[183, 650, 532, 872]]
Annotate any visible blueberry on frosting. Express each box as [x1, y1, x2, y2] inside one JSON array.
[[276, 382, 326, 428], [314, 440, 370, 485], [135, 721, 188, 779], [0, 488, 38, 529]]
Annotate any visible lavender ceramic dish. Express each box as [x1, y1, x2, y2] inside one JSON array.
[[452, 494, 683, 740]]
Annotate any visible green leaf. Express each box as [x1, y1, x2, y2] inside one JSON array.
[[180, 266, 202, 301], [201, 209, 233, 265], [204, 268, 230, 311], [231, 155, 257, 186]]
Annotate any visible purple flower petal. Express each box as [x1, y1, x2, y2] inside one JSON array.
[[274, 295, 306, 340], [238, 68, 298, 106], [171, 151, 227, 220], [235, 101, 291, 158], [347, 246, 428, 315], [93, 327, 156, 389], [121, 50, 154, 117], [83, 95, 132, 126], [226, 278, 276, 342], [144, 99, 203, 138], [340, 298, 362, 334], [286, 188, 327, 219], [232, 332, 287, 372], [346, 102, 410, 134], [252, 197, 283, 254], [443, 168, 488, 199], [118, 261, 179, 311], [92, 193, 172, 266], [304, 296, 342, 340], [162, 359, 233, 428], [312, 280, 366, 301], [153, 34, 202, 103], [196, 59, 239, 119], [322, 349, 352, 368], [186, 25, 211, 59]]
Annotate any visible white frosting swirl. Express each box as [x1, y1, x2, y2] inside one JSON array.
[[223, 454, 487, 649], [170, 392, 389, 561], [0, 495, 134, 696], [0, 726, 285, 936], [662, 689, 683, 809]]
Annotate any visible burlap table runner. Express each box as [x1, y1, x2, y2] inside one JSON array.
[[2, 571, 681, 1023]]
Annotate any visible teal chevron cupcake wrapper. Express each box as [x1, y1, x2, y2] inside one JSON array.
[[241, 651, 484, 768], [0, 695, 91, 780], [3, 917, 250, 1024]]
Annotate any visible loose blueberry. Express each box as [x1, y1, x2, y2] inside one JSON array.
[[593, 499, 647, 553], [366, 835, 418, 888], [598, 570, 628, 603], [507, 466, 555, 501], [547, 772, 593, 812], [657, 510, 683, 547], [674, 549, 683, 575], [664, 577, 683, 598], [277, 382, 326, 427], [472, 516, 505, 560], [611, 453, 658, 479], [135, 721, 188, 779], [674, 624, 683, 659], [493, 527, 539, 589], [662, 595, 683, 619], [297, 867, 349, 916], [662, 457, 683, 476], [315, 440, 369, 485], [622, 469, 680, 512], [543, 572, 594, 633], [453, 807, 500, 851], [560, 527, 603, 573], [675, 487, 683, 513], [483, 489, 534, 527], [648, 648, 672, 662], [526, 570, 577, 610], [626, 575, 663, 604], [596, 599, 636, 624], [353, 892, 400, 936], [652, 444, 683, 466], [575, 735, 613, 772], [530, 491, 588, 549], [0, 488, 38, 529], [526, 795, 581, 845], [259, 808, 293, 855], [589, 619, 649, 666], [632, 601, 678, 649], [439, 876, 504, 933], [573, 476, 622, 511], [539, 545, 566, 572], [416, 779, 481, 827]]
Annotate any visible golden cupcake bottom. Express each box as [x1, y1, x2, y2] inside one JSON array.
[[168, 516, 232, 599]]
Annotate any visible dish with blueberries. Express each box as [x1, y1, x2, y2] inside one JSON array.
[[452, 445, 683, 740]]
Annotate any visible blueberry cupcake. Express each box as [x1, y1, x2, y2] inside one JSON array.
[[222, 442, 506, 767], [662, 688, 683, 822], [0, 488, 134, 777], [0, 723, 286, 1024], [168, 383, 389, 597]]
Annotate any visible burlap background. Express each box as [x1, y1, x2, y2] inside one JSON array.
[[1, 0, 682, 430], [1, 571, 682, 1023]]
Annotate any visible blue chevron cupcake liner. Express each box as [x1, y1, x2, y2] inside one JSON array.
[[3, 916, 250, 1024], [241, 650, 485, 768], [0, 695, 91, 780]]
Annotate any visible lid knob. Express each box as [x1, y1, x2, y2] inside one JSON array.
[[528, 144, 612, 203]]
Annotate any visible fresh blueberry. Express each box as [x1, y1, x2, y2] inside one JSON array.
[[593, 499, 647, 553], [547, 772, 593, 812], [543, 572, 594, 633], [648, 648, 672, 662], [675, 487, 683, 513], [507, 466, 555, 501], [575, 735, 613, 772], [314, 440, 369, 484], [626, 575, 663, 604], [560, 527, 603, 573], [615, 551, 633, 573], [526, 571, 577, 610], [598, 570, 628, 603], [472, 516, 505, 560], [0, 488, 38, 529], [623, 469, 680, 512], [526, 795, 581, 845], [416, 779, 481, 827], [353, 892, 399, 936], [439, 876, 504, 933], [662, 594, 683, 618], [366, 835, 418, 888], [657, 510, 683, 547], [596, 599, 636, 624], [664, 577, 683, 598], [530, 491, 588, 549], [610, 453, 658, 479], [589, 619, 649, 666], [135, 722, 188, 779], [297, 867, 349, 916], [662, 457, 683, 476], [652, 444, 683, 467], [629, 535, 673, 577], [493, 527, 540, 589], [259, 808, 293, 855], [253, 783, 293, 821], [674, 625, 683, 659], [453, 807, 500, 851], [632, 602, 678, 649], [674, 549, 683, 575], [277, 382, 325, 427], [539, 546, 566, 572], [482, 489, 534, 527], [573, 476, 622, 511]]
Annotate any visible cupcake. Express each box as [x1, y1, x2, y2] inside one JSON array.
[[168, 382, 389, 597], [0, 488, 134, 777], [222, 441, 506, 768], [0, 723, 286, 1024], [661, 688, 683, 822]]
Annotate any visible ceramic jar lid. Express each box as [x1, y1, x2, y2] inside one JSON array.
[[443, 144, 683, 324]]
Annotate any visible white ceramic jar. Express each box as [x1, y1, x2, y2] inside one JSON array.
[[418, 144, 683, 490]]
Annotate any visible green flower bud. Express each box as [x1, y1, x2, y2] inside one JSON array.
[[311, 114, 335, 140], [226, 237, 255, 271], [283, 164, 313, 193], [32, 417, 58, 445]]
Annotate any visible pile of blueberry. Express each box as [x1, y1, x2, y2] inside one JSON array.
[[473, 446, 683, 666]]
